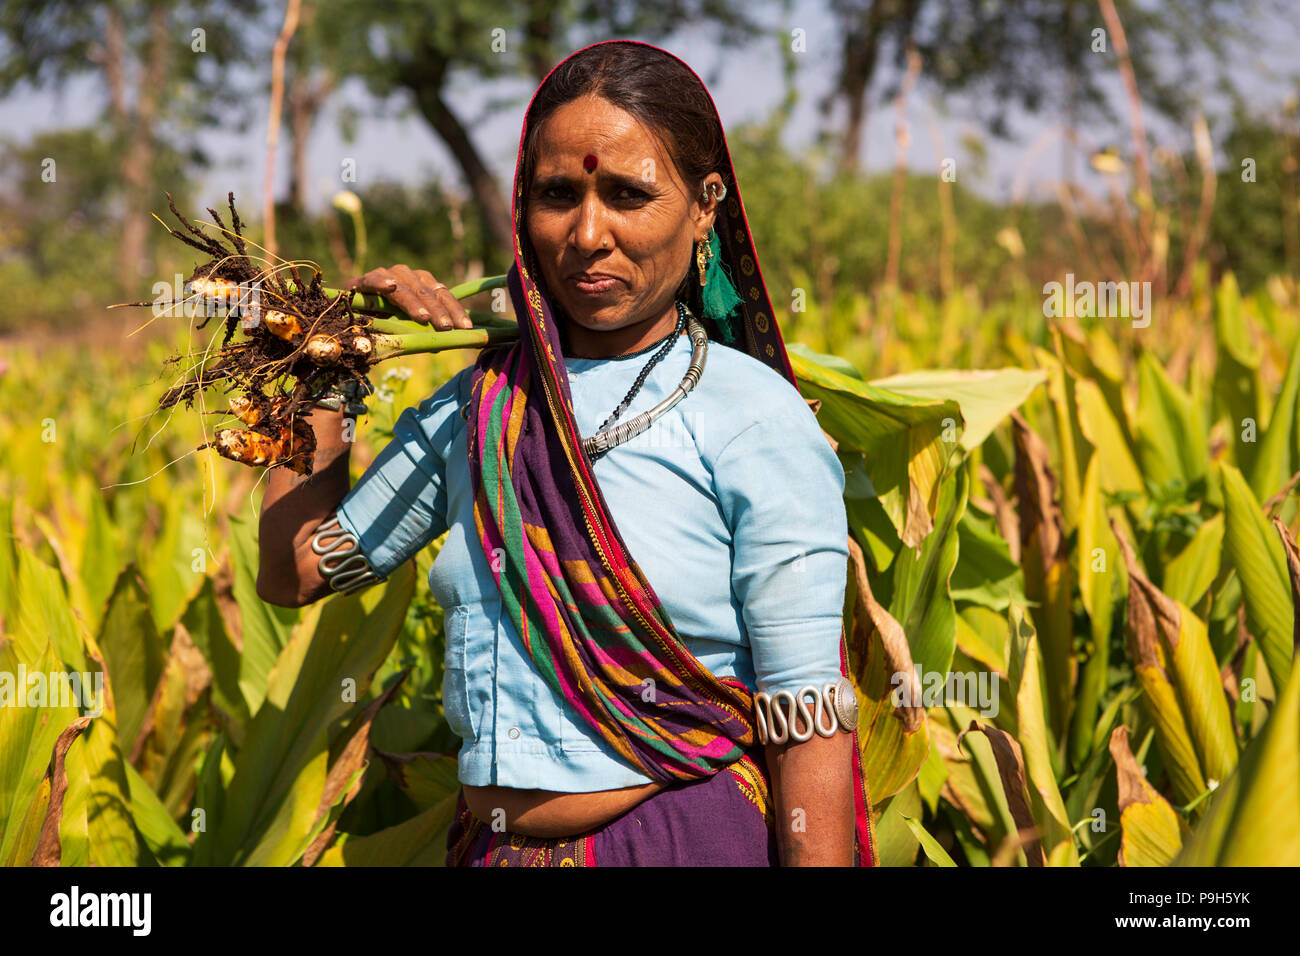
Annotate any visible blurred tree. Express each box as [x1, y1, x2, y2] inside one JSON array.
[[1155, 100, 1300, 289], [0, 122, 199, 329], [0, 128, 122, 327], [726, 116, 1077, 307], [310, 0, 764, 256], [0, 0, 264, 294], [272, 177, 487, 287], [285, 35, 334, 215], [822, 0, 1284, 176], [1210, 103, 1300, 287]]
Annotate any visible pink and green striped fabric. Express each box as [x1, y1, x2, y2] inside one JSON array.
[[466, 283, 756, 778]]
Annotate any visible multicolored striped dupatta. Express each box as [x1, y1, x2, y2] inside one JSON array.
[[463, 40, 876, 866]]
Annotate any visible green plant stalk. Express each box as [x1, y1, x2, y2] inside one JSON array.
[[464, 310, 520, 328], [285, 274, 509, 314], [370, 317, 519, 361]]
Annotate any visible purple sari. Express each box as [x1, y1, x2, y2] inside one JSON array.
[[446, 750, 779, 867]]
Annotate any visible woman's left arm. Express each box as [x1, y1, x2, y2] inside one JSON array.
[[713, 402, 856, 867], [765, 729, 855, 866]]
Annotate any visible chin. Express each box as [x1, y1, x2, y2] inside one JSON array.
[[560, 296, 635, 331]]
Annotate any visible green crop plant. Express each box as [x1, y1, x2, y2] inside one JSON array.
[[2, 190, 1297, 865]]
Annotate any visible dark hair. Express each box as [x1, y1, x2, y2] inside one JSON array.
[[519, 42, 733, 327]]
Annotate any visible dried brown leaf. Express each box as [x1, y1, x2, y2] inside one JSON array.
[[28, 715, 93, 867], [847, 536, 923, 732], [1111, 519, 1180, 666], [957, 719, 1046, 867], [1010, 411, 1064, 567], [130, 621, 212, 765], [978, 463, 1019, 562], [302, 669, 409, 866], [1272, 516, 1300, 652]]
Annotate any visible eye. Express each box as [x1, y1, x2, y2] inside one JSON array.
[[615, 186, 650, 203]]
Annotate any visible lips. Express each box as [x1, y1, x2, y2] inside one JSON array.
[[568, 272, 621, 295]]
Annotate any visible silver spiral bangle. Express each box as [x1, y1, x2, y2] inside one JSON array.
[[310, 513, 384, 594], [754, 676, 859, 745]]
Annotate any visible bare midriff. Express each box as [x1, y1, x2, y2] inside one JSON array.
[[463, 781, 668, 838]]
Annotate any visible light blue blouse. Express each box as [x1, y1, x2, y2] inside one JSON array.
[[335, 330, 849, 792]]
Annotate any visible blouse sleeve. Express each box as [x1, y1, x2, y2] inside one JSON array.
[[712, 409, 850, 696], [334, 368, 469, 578]]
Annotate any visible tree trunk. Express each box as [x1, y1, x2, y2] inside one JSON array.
[[263, 0, 303, 262], [400, 51, 512, 255], [118, 4, 168, 294], [287, 69, 333, 214], [884, 46, 921, 291], [524, 0, 561, 83], [833, 2, 888, 177], [103, 5, 126, 123]]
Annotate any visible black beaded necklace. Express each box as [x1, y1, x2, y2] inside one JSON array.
[[590, 300, 688, 439]]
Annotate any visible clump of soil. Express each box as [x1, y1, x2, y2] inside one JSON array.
[[148, 193, 381, 475]]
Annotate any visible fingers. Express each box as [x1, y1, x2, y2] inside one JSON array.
[[379, 265, 434, 323], [345, 267, 398, 295], [415, 269, 474, 330], [343, 265, 471, 330]]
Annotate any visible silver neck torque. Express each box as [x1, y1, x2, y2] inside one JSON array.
[[581, 315, 708, 459]]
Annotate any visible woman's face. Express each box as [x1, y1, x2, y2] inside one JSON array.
[[525, 94, 724, 349]]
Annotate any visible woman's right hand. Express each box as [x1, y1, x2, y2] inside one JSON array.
[[345, 264, 475, 331]]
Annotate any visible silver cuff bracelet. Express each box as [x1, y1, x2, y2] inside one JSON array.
[[754, 676, 859, 745], [310, 513, 384, 594]]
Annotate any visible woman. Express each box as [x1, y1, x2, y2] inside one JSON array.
[[257, 40, 876, 866]]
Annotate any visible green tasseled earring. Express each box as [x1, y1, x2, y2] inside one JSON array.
[[699, 228, 744, 343]]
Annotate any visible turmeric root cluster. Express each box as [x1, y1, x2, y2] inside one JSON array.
[[151, 194, 377, 476], [213, 395, 315, 475]]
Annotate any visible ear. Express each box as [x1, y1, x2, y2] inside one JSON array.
[[692, 172, 725, 241]]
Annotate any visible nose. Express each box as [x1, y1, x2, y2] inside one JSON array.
[[572, 193, 612, 255]]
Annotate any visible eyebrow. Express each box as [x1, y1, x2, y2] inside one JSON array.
[[531, 171, 656, 193]]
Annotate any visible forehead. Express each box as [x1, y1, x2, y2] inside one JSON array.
[[531, 95, 679, 180]]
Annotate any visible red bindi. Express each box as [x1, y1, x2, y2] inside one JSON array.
[[583, 153, 598, 173]]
